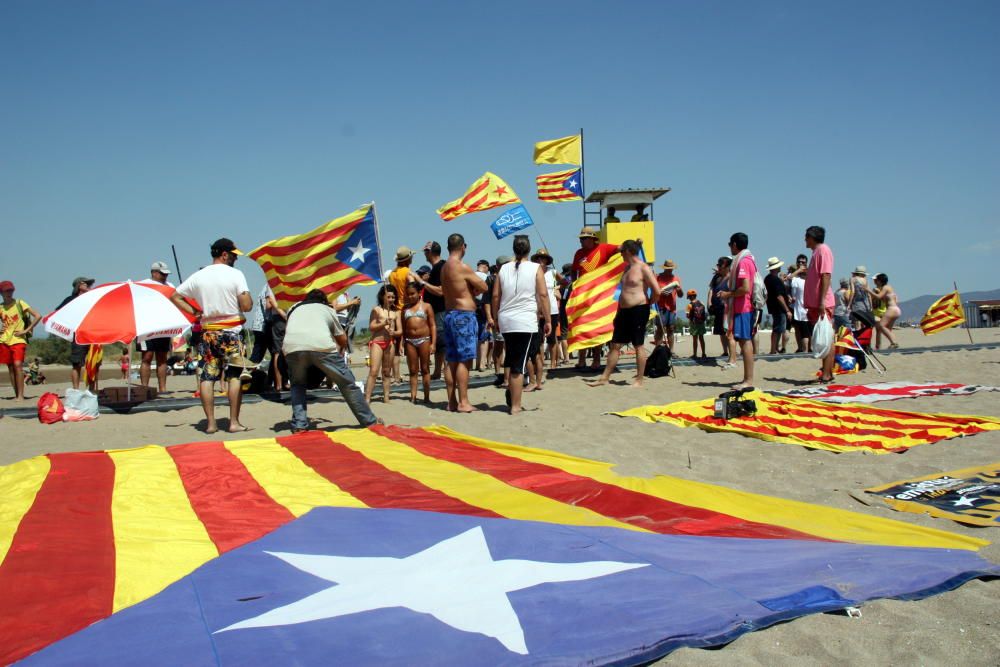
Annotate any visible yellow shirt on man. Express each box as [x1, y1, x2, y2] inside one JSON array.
[[1, 299, 32, 345]]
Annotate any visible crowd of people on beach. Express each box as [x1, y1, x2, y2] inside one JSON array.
[[1, 224, 905, 429]]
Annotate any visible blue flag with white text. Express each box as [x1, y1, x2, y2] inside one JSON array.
[[490, 205, 534, 239]]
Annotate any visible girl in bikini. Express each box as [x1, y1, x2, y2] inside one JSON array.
[[402, 282, 435, 403], [364, 285, 399, 404], [869, 273, 900, 349]]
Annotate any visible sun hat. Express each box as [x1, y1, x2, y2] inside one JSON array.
[[839, 277, 850, 288], [578, 227, 599, 239], [210, 238, 242, 256], [531, 248, 553, 263], [852, 265, 868, 276], [766, 257, 783, 271], [395, 246, 415, 262], [0, 280, 14, 292], [150, 261, 171, 274], [661, 259, 676, 270]]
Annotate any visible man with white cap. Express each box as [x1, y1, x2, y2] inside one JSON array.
[[763, 257, 793, 355], [138, 261, 175, 393]]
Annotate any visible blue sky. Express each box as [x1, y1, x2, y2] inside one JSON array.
[[2, 1, 998, 322]]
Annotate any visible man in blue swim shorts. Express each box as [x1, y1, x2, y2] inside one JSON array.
[[440, 233, 488, 412]]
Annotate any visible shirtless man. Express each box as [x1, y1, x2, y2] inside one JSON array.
[[440, 233, 488, 412], [587, 240, 659, 387]]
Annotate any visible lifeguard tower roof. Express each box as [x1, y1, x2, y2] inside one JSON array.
[[585, 188, 671, 207]]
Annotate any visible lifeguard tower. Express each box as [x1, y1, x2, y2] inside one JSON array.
[[584, 187, 670, 263]]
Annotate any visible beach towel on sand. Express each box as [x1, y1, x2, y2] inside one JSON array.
[[613, 391, 1000, 454], [769, 381, 1000, 404], [1, 426, 996, 665]]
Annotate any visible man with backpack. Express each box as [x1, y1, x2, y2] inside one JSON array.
[[717, 232, 758, 390]]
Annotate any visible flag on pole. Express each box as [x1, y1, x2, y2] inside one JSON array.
[[533, 134, 582, 165], [436, 172, 520, 222], [248, 204, 382, 310], [920, 291, 965, 335], [536, 168, 583, 203]]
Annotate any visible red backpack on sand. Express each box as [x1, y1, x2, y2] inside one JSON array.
[[37, 392, 65, 424]]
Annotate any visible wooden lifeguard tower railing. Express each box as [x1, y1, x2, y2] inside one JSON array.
[[583, 187, 670, 264]]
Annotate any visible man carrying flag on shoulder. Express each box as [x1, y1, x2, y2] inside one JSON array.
[[570, 227, 619, 369], [171, 238, 253, 434]]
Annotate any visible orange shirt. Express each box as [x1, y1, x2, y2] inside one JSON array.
[[388, 266, 412, 311], [656, 273, 682, 312]]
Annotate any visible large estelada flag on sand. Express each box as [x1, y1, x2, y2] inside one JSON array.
[[436, 172, 521, 221], [248, 203, 382, 310], [857, 462, 1000, 528], [769, 381, 1000, 404], [565, 249, 625, 353], [2, 426, 994, 665], [920, 291, 965, 335], [614, 391, 1000, 454]]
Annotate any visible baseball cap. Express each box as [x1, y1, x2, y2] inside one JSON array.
[[416, 265, 431, 275], [0, 280, 14, 292], [150, 261, 171, 274], [477, 259, 490, 268], [210, 238, 243, 256], [72, 276, 95, 289], [495, 255, 513, 266]]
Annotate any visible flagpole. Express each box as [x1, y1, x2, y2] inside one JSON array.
[[171, 244, 184, 282], [371, 201, 385, 283], [579, 127, 586, 228], [955, 281, 974, 344]]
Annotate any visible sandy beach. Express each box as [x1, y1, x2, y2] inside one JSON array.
[[3, 326, 999, 664]]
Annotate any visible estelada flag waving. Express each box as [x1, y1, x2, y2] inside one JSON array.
[[437, 172, 521, 221], [920, 291, 965, 335]]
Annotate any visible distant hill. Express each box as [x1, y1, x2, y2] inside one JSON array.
[[898, 289, 1000, 322]]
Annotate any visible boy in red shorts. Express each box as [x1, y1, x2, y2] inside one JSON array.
[[1, 281, 41, 400]]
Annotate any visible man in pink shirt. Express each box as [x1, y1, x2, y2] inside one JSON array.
[[718, 232, 756, 390], [804, 225, 836, 382]]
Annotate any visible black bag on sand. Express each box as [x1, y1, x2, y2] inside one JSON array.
[[645, 345, 673, 378]]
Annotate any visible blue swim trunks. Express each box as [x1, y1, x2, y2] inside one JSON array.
[[442, 310, 478, 362], [732, 311, 754, 341]]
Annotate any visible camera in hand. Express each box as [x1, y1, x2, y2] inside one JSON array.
[[713, 387, 757, 420]]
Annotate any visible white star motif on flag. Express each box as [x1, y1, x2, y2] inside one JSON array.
[[216, 526, 646, 654], [952, 495, 979, 507], [347, 241, 370, 264], [567, 179, 578, 188]]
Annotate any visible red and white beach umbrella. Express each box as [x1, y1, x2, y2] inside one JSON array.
[[44, 280, 195, 345]]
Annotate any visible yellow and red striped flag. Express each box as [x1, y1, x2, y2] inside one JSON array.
[[83, 344, 103, 384], [536, 168, 583, 203], [920, 291, 965, 335], [248, 203, 382, 310], [615, 391, 1000, 454], [436, 172, 520, 221], [566, 251, 625, 353], [0, 425, 986, 663]]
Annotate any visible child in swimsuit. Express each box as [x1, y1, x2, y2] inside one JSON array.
[[402, 282, 435, 403], [365, 285, 399, 404]]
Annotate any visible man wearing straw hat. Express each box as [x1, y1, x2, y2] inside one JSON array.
[[764, 257, 793, 355], [654, 259, 683, 350]]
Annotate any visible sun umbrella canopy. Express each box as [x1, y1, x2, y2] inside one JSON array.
[[44, 280, 194, 345]]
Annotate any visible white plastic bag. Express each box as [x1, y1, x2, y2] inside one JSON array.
[[811, 316, 834, 359], [62, 388, 99, 421]]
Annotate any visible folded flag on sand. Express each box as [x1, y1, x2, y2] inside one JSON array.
[[770, 381, 1000, 404], [436, 172, 520, 221], [249, 203, 382, 310], [856, 463, 1000, 528], [613, 391, 1000, 454], [920, 291, 965, 335], [2, 426, 992, 664]]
